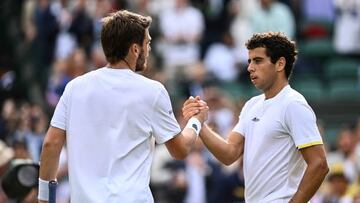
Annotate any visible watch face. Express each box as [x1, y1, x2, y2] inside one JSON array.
[[17, 165, 38, 187]]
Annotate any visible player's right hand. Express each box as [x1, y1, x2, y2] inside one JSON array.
[[182, 96, 208, 122]]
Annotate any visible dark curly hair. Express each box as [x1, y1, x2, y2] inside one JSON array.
[[246, 32, 297, 79], [101, 10, 152, 64]]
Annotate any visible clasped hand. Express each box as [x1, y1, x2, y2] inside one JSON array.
[[182, 96, 209, 123]]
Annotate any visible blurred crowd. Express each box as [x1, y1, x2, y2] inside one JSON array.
[[0, 0, 360, 202]]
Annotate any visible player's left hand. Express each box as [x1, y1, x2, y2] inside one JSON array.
[[182, 96, 208, 121]]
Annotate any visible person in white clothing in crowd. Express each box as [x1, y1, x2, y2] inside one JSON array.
[[158, 0, 204, 80], [183, 32, 329, 203], [38, 10, 208, 203]]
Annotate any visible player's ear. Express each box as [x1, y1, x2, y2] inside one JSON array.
[[132, 44, 140, 58], [276, 57, 286, 72], [129, 44, 139, 58], [134, 45, 139, 55]]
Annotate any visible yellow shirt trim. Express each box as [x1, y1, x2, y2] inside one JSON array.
[[297, 141, 323, 149]]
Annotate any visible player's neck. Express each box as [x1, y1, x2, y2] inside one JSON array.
[[107, 59, 135, 71], [264, 79, 288, 100]]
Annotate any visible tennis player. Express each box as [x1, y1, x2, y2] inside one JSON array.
[[38, 10, 208, 203], [183, 32, 329, 203]]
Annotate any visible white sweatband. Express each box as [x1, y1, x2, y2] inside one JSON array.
[[185, 117, 202, 136], [38, 178, 49, 201]]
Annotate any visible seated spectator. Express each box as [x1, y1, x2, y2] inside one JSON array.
[[204, 31, 240, 82], [158, 0, 204, 81], [249, 0, 295, 39], [333, 0, 360, 54]]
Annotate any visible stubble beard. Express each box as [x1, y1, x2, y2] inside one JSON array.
[[135, 49, 146, 72]]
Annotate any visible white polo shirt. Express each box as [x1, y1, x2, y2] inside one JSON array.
[[51, 67, 181, 203], [233, 85, 323, 203]]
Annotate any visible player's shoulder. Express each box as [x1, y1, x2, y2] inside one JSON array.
[[136, 74, 165, 90], [129, 74, 169, 99], [284, 86, 308, 104], [281, 86, 313, 113], [66, 69, 97, 86]]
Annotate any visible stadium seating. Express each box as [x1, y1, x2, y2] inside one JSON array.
[[324, 57, 360, 80], [298, 38, 335, 58], [292, 78, 324, 101], [328, 79, 360, 100]]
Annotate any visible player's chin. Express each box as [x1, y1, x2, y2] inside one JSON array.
[[252, 83, 263, 90], [251, 82, 259, 88]]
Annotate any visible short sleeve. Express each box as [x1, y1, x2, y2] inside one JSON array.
[[50, 81, 73, 131], [232, 102, 248, 137], [151, 85, 181, 144], [284, 101, 323, 149]]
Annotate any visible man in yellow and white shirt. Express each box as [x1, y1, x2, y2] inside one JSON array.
[[183, 32, 329, 203]]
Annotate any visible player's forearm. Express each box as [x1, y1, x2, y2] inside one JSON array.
[[289, 159, 329, 203], [38, 141, 61, 203], [39, 127, 65, 180], [168, 128, 198, 160], [39, 142, 61, 180], [181, 127, 198, 154], [200, 124, 236, 165]]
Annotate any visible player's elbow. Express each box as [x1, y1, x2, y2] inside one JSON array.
[[42, 135, 63, 152], [172, 154, 187, 160], [165, 133, 193, 160], [221, 157, 237, 166], [42, 127, 65, 152], [166, 143, 189, 160], [42, 139, 59, 151], [318, 159, 329, 176], [170, 149, 188, 160], [312, 157, 329, 177], [220, 148, 241, 166]]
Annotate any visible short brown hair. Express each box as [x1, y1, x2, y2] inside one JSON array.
[[246, 32, 297, 79], [101, 10, 152, 64]]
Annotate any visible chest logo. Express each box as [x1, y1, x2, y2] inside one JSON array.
[[251, 117, 260, 122]]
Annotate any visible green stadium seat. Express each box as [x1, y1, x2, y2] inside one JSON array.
[[328, 80, 360, 100], [292, 78, 324, 101], [325, 58, 360, 80], [298, 38, 335, 58], [290, 73, 317, 83], [219, 81, 248, 100], [324, 127, 338, 149]]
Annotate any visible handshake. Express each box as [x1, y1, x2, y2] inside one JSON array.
[[182, 96, 209, 135], [182, 96, 209, 133]]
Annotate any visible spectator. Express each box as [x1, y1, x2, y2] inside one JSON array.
[[204, 31, 240, 82], [158, 0, 204, 81], [69, 0, 94, 57], [33, 0, 60, 91], [249, 0, 295, 39], [327, 126, 358, 183], [333, 0, 360, 54]]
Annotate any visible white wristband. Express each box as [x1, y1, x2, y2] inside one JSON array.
[[38, 178, 49, 201], [185, 117, 202, 136]]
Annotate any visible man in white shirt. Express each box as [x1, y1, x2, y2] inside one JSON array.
[[38, 10, 208, 203], [183, 32, 329, 203]]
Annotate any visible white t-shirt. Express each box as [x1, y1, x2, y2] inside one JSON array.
[[51, 67, 181, 203], [233, 85, 323, 203]]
